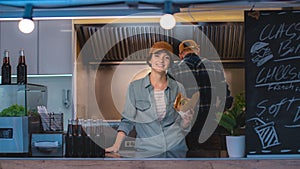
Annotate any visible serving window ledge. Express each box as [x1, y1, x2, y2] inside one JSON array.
[[1, 157, 300, 169]]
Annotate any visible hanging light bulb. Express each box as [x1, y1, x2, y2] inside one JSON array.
[[160, 14, 176, 30], [160, 1, 176, 30], [18, 18, 35, 34], [18, 4, 35, 34]]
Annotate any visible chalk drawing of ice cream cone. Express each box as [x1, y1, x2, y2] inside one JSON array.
[[248, 117, 280, 149]]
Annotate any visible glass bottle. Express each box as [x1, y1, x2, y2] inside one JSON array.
[[84, 119, 92, 157], [94, 119, 105, 157], [65, 119, 74, 157], [1, 50, 11, 84], [17, 49, 27, 84], [75, 119, 84, 157]]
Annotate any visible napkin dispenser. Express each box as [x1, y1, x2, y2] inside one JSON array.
[[31, 133, 63, 157]]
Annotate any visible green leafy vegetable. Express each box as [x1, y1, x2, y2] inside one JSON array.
[[0, 104, 26, 117]]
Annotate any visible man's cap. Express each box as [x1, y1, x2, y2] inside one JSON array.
[[179, 40, 199, 54], [149, 41, 173, 55]]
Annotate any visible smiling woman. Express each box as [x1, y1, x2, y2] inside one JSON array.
[[104, 41, 196, 157]]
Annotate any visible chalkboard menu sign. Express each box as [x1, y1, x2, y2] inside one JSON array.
[[245, 10, 300, 156]]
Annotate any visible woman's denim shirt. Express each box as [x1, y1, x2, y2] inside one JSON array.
[[118, 74, 190, 153]]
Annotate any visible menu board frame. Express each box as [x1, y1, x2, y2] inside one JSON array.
[[245, 10, 300, 157]]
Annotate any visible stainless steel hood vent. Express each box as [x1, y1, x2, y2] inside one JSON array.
[[75, 22, 244, 63]]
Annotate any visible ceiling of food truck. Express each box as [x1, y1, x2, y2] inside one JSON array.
[[0, 0, 299, 19], [0, 0, 298, 7]]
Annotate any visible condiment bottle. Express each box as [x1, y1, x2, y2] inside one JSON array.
[[1, 50, 11, 84], [17, 49, 27, 84]]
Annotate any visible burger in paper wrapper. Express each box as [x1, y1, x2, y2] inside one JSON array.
[[173, 92, 200, 112]]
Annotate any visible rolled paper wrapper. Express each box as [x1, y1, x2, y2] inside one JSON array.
[[181, 91, 200, 112]]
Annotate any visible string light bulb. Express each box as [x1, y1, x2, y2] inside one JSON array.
[[18, 18, 35, 34], [160, 14, 176, 30], [18, 4, 35, 34]]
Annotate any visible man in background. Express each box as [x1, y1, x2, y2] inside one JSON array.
[[169, 40, 233, 151]]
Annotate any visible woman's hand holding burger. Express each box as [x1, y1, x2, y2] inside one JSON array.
[[173, 92, 198, 128]]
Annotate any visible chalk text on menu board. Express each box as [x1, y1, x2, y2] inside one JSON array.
[[247, 11, 300, 153]]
